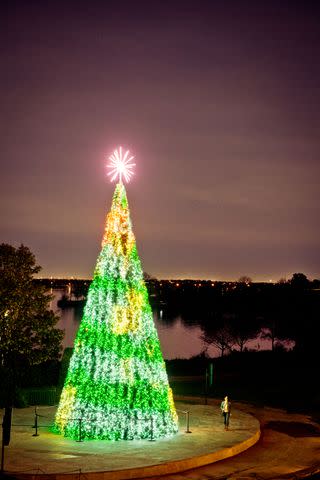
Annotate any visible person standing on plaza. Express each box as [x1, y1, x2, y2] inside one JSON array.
[[220, 396, 231, 430]]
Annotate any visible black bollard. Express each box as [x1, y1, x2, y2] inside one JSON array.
[[32, 407, 39, 437], [76, 418, 83, 442], [149, 416, 156, 442], [185, 411, 191, 433], [204, 368, 208, 405]]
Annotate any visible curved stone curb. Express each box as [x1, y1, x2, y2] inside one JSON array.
[[4, 403, 260, 480], [13, 428, 260, 480]]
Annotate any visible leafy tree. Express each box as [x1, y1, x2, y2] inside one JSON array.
[[201, 313, 235, 357], [237, 276, 252, 285], [259, 282, 294, 351], [0, 243, 64, 405], [71, 281, 89, 300], [311, 278, 320, 289], [227, 285, 260, 351], [284, 274, 318, 356], [277, 277, 287, 284], [202, 324, 235, 357], [290, 272, 310, 289], [260, 321, 278, 351], [229, 313, 260, 352]]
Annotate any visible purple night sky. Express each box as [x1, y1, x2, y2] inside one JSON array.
[[1, 1, 319, 281]]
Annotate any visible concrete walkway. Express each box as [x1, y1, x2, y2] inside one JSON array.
[[1, 401, 259, 479], [149, 397, 320, 480]]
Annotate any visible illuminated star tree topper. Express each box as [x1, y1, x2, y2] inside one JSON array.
[[107, 146, 135, 183]]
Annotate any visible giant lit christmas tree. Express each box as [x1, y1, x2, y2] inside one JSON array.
[[54, 148, 178, 440]]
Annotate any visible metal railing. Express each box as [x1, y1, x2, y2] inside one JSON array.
[[2, 407, 193, 473], [7, 406, 192, 442], [176, 408, 191, 433]]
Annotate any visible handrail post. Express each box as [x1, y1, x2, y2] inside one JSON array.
[[149, 416, 155, 441], [32, 407, 39, 437], [1, 429, 4, 473], [185, 411, 191, 433], [77, 418, 83, 442], [205, 367, 208, 405]]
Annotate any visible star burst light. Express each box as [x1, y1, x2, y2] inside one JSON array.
[[107, 147, 135, 183]]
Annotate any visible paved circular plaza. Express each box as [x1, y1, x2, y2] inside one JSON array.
[[2, 400, 260, 479]]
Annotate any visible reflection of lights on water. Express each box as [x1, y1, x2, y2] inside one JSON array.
[[53, 289, 280, 359]]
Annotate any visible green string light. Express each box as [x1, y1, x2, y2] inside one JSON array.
[[54, 182, 178, 440]]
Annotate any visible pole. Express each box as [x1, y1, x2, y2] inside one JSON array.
[[149, 416, 155, 441], [185, 411, 191, 433], [1, 406, 12, 472], [209, 363, 213, 388], [205, 367, 208, 405], [1, 434, 4, 473], [77, 418, 83, 442], [32, 407, 39, 437]]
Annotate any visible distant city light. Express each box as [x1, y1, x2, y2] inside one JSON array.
[[107, 146, 135, 183]]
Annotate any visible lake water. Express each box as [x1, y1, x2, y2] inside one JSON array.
[[51, 289, 269, 359]]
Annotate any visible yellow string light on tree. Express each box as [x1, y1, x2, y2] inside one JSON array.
[[54, 147, 178, 440]]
